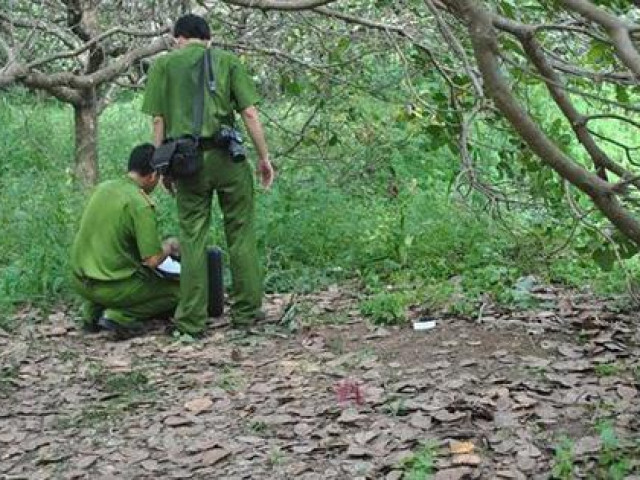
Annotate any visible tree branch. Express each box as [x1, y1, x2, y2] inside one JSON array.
[[459, 0, 640, 247], [546, 56, 635, 85], [0, 13, 78, 49], [0, 37, 171, 90], [26, 25, 171, 70], [510, 21, 639, 185], [221, 0, 338, 10], [424, 0, 483, 97], [313, 6, 460, 96], [561, 0, 640, 79], [582, 114, 640, 131]]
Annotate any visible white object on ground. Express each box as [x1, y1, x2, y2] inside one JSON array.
[[413, 319, 436, 331], [157, 256, 181, 275]]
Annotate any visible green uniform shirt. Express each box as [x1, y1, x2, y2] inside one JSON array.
[[70, 177, 162, 281], [141, 43, 260, 139]]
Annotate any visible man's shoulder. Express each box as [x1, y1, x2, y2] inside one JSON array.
[[91, 179, 120, 196], [94, 178, 150, 206], [212, 48, 240, 65]]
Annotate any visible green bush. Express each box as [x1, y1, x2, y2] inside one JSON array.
[[360, 291, 408, 325], [0, 89, 631, 328]]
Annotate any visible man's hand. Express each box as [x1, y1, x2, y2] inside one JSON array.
[[162, 236, 180, 258], [257, 157, 274, 189], [161, 175, 176, 196]]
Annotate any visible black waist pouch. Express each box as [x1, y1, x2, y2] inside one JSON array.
[[152, 136, 202, 178]]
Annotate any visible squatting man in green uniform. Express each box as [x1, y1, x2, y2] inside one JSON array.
[[142, 14, 274, 336], [71, 144, 181, 336]]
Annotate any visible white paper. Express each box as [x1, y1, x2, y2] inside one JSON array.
[[157, 257, 181, 275], [413, 320, 436, 331]]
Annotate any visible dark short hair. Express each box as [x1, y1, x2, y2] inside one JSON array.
[[128, 143, 155, 176], [173, 14, 211, 40]]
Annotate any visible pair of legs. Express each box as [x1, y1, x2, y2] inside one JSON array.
[[173, 150, 263, 335], [74, 269, 180, 328]]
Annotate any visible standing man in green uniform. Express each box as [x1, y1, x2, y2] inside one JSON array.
[[71, 144, 180, 336], [142, 14, 274, 336]]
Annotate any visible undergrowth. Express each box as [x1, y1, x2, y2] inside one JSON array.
[[0, 90, 633, 329]]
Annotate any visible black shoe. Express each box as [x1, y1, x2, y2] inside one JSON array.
[[81, 321, 102, 334], [98, 317, 141, 340]]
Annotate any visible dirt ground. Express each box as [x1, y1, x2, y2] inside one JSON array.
[[1, 285, 639, 479]]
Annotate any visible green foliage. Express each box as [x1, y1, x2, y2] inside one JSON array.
[[551, 437, 574, 480], [401, 442, 437, 480], [552, 424, 633, 479], [1, 68, 636, 327], [102, 371, 150, 395], [360, 292, 408, 325], [0, 363, 19, 395], [594, 363, 621, 377], [383, 397, 409, 417], [216, 366, 244, 392], [596, 421, 631, 479]]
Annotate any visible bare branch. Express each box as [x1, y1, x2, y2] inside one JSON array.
[[220, 0, 338, 10], [588, 128, 640, 166], [533, 23, 611, 44], [507, 20, 640, 185], [498, 54, 640, 113], [458, 0, 640, 247], [42, 85, 84, 105], [546, 57, 635, 85], [424, 0, 483, 97], [1, 37, 171, 90], [0, 13, 78, 49], [313, 6, 404, 32], [27, 25, 171, 70], [455, 102, 512, 207], [582, 114, 640, 131], [0, 32, 13, 64], [313, 6, 459, 96], [561, 0, 640, 79]]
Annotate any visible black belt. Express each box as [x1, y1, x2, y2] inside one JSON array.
[[163, 136, 226, 152], [198, 136, 226, 152]]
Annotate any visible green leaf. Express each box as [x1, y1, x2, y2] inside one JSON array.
[[585, 42, 608, 64], [592, 247, 615, 271], [615, 85, 630, 104]]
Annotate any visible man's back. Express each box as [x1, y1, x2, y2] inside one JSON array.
[[142, 45, 259, 140], [71, 177, 159, 281]]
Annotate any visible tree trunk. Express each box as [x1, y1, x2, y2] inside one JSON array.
[[73, 91, 99, 187]]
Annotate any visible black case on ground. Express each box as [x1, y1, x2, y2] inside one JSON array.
[[207, 246, 224, 317]]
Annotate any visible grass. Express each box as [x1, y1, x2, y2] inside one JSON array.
[[383, 397, 409, 417], [360, 291, 408, 326], [551, 422, 634, 479], [401, 442, 437, 480], [102, 371, 150, 394], [216, 365, 245, 392], [551, 437, 574, 480], [58, 366, 155, 429], [0, 364, 19, 395], [267, 447, 286, 467], [0, 89, 635, 327], [248, 420, 268, 434], [596, 421, 632, 479], [594, 363, 622, 377]]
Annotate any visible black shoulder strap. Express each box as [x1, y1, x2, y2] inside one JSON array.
[[192, 49, 206, 137], [193, 48, 218, 137], [204, 47, 216, 95]]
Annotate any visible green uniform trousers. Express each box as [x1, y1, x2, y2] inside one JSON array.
[[73, 269, 180, 327], [174, 149, 262, 334]]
